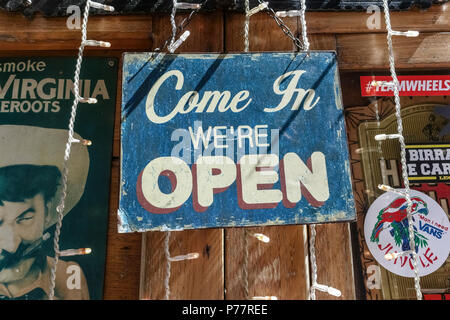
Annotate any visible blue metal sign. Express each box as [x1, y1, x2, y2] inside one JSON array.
[[119, 52, 355, 232]]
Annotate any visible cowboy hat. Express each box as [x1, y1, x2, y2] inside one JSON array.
[[0, 125, 89, 229]]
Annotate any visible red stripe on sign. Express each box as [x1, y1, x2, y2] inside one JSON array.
[[360, 75, 450, 96]]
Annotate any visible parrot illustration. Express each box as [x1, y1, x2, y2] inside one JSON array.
[[370, 196, 429, 252]]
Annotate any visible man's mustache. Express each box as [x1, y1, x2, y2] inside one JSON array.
[[0, 233, 50, 272], [0, 243, 32, 271]]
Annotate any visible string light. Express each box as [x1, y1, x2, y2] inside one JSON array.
[[246, 2, 268, 17], [252, 233, 270, 243], [168, 252, 199, 261], [78, 97, 98, 104], [252, 296, 278, 300], [48, 0, 113, 300], [69, 137, 92, 146], [370, 80, 395, 87], [175, 2, 201, 9], [89, 1, 114, 12], [384, 250, 413, 261], [377, 184, 407, 196], [59, 248, 92, 257], [82, 40, 111, 48], [380, 0, 422, 300], [374, 133, 403, 141], [309, 225, 341, 299], [311, 284, 342, 297], [275, 10, 302, 17], [168, 30, 191, 53], [390, 30, 419, 37]]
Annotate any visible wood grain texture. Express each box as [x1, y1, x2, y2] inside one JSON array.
[[139, 12, 225, 300], [224, 13, 309, 301], [1, 7, 447, 300], [337, 32, 450, 70], [0, 13, 153, 50], [303, 5, 450, 34], [311, 223, 356, 300], [225, 226, 309, 299], [307, 34, 356, 300], [141, 229, 224, 299], [225, 12, 297, 52], [103, 158, 142, 299]]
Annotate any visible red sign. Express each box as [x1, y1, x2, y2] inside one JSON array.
[[360, 75, 450, 97]]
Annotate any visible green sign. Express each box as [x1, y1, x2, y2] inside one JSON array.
[[0, 57, 117, 300]]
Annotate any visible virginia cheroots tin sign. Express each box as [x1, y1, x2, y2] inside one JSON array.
[[118, 52, 355, 232]]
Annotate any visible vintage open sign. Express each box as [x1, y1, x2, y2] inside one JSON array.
[[118, 52, 355, 232]]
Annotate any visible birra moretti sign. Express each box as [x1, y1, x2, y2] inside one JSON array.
[[118, 53, 355, 232]]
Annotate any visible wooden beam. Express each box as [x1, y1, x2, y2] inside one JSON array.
[[138, 12, 225, 300], [337, 32, 450, 70], [103, 158, 142, 299], [0, 13, 153, 50], [304, 5, 450, 34], [223, 12, 310, 300]]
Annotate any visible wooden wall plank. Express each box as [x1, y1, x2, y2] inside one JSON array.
[[304, 5, 450, 34], [0, 13, 153, 50], [337, 32, 450, 70], [103, 158, 142, 299], [307, 34, 356, 300], [225, 12, 297, 52], [139, 12, 225, 300], [223, 13, 310, 300], [225, 226, 309, 299]]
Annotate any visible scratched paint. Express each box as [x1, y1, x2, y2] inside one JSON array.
[[119, 52, 356, 232]]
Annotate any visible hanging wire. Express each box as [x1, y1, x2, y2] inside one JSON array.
[[151, 0, 207, 56], [309, 225, 318, 300], [243, 229, 250, 299], [381, 0, 422, 300], [244, 0, 250, 52], [164, 231, 171, 300], [49, 0, 112, 300], [299, 0, 310, 52], [170, 0, 178, 48]]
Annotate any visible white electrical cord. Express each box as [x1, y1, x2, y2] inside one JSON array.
[[49, 0, 113, 300], [381, 0, 422, 300]]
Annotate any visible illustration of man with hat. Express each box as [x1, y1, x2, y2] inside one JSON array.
[[0, 125, 90, 299]]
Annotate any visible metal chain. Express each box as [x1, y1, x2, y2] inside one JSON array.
[[49, 0, 91, 300], [256, 0, 306, 51], [381, 0, 422, 300]]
